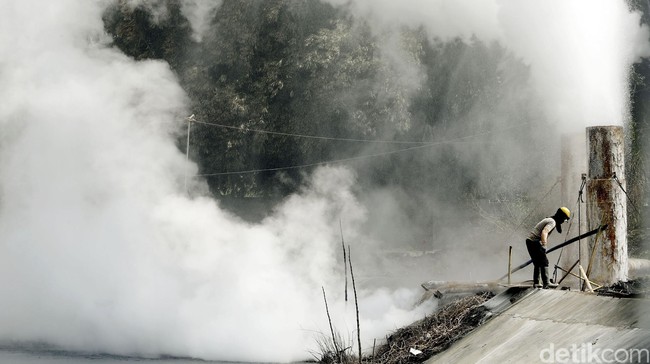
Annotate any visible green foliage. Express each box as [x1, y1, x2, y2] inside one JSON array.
[[627, 59, 650, 257], [625, 0, 650, 257], [103, 0, 193, 69], [102, 0, 553, 226]]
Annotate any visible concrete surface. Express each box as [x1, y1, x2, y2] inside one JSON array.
[[427, 288, 650, 363]]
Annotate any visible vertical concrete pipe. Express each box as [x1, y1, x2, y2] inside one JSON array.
[[586, 126, 628, 285]]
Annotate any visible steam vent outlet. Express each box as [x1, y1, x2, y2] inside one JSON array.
[[586, 125, 628, 285]]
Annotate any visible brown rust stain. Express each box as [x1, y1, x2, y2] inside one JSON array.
[[587, 179, 617, 261], [588, 126, 623, 179], [593, 182, 610, 203]]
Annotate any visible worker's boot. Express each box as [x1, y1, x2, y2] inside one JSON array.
[[541, 267, 558, 288]]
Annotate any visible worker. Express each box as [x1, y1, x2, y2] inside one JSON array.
[[525, 207, 571, 288]]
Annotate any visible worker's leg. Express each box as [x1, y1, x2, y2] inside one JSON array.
[[526, 239, 544, 287], [541, 266, 549, 287], [540, 247, 553, 288]]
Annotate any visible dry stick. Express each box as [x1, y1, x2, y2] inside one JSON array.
[[584, 225, 606, 292], [348, 245, 361, 364], [581, 214, 603, 291], [372, 338, 376, 359], [340, 218, 348, 302], [322, 286, 342, 363], [555, 265, 602, 289], [557, 260, 580, 285], [586, 227, 604, 279], [184, 117, 192, 194]]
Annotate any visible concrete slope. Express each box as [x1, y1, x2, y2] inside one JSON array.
[[427, 289, 650, 363]]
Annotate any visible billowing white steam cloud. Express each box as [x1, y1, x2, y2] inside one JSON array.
[[180, 0, 223, 42], [328, 0, 650, 131], [0, 1, 432, 362], [0, 0, 648, 362], [496, 1, 650, 130]]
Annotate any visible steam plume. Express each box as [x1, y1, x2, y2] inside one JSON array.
[[0, 1, 432, 361], [326, 0, 650, 131]]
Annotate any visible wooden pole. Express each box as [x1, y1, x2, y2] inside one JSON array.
[[557, 260, 579, 285], [348, 245, 361, 364], [321, 287, 341, 363], [579, 265, 594, 293], [421, 280, 502, 296], [184, 115, 194, 193], [555, 265, 602, 290]]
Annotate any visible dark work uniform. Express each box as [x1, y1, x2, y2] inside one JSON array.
[[526, 217, 556, 287]]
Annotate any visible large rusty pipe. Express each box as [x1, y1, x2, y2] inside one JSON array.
[[586, 126, 628, 285]]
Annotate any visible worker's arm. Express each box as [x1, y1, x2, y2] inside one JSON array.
[[540, 224, 554, 247]]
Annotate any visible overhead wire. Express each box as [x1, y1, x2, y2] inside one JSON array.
[[612, 173, 640, 214], [193, 120, 432, 145], [193, 121, 529, 176], [500, 177, 561, 249]]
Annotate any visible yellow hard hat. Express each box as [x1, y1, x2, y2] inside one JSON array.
[[558, 207, 571, 220]]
